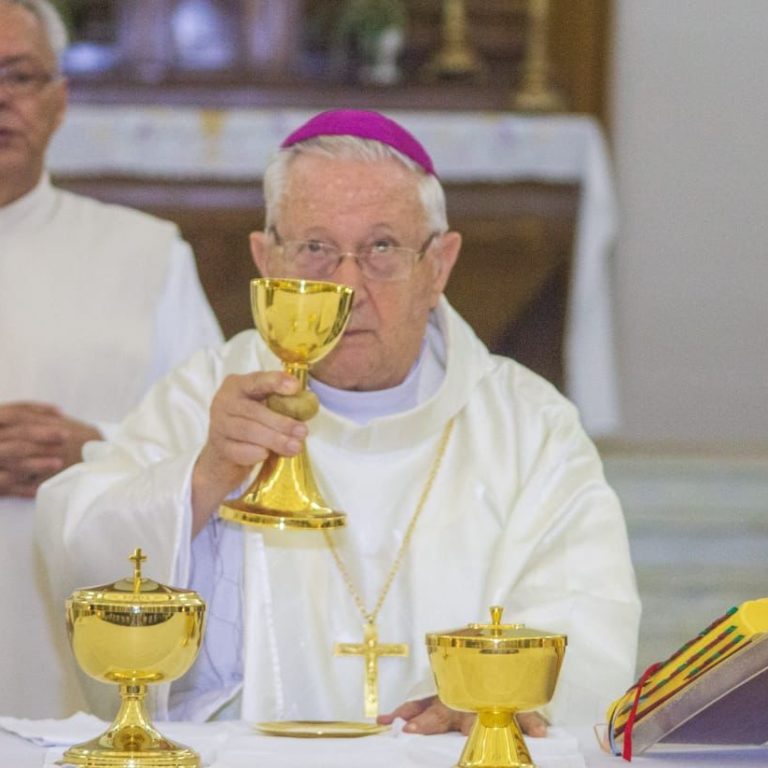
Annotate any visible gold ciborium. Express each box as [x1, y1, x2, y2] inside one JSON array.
[[426, 606, 566, 768], [63, 549, 206, 767], [219, 277, 354, 530]]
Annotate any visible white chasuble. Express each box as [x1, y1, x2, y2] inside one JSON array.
[[37, 299, 640, 727], [1, 176, 221, 719], [0, 176, 222, 424]]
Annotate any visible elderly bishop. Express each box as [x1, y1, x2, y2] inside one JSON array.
[[37, 109, 640, 735]]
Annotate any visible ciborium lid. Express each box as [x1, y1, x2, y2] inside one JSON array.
[[426, 605, 567, 651], [67, 547, 204, 614]]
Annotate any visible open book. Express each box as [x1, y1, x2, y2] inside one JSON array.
[[605, 598, 768, 759]]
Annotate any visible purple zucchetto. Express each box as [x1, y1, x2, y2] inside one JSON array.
[[280, 109, 436, 176]]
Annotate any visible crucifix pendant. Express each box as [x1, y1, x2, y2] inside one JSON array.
[[334, 621, 409, 718]]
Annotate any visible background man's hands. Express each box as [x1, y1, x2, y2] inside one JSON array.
[[0, 402, 102, 498], [191, 371, 309, 534], [378, 695, 549, 737]]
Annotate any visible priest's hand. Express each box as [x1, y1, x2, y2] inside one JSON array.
[[377, 695, 549, 737], [191, 371, 309, 535], [0, 401, 102, 498]]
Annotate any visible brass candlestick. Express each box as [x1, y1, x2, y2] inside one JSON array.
[[427, 606, 566, 768], [219, 277, 354, 531], [63, 549, 206, 767], [424, 0, 484, 79], [511, 0, 565, 112]]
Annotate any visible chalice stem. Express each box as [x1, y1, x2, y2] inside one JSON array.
[[285, 362, 308, 387], [242, 445, 329, 514], [458, 710, 534, 768], [106, 683, 165, 748], [241, 360, 329, 514]]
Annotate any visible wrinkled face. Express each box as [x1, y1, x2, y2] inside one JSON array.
[[0, 1, 67, 203], [251, 153, 460, 391]]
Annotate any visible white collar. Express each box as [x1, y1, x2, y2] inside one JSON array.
[[311, 298, 495, 452], [310, 316, 446, 426]]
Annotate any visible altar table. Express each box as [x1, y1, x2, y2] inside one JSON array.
[[47, 107, 620, 437], [0, 719, 766, 768]]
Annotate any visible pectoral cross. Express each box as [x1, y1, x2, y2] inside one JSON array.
[[334, 621, 409, 718]]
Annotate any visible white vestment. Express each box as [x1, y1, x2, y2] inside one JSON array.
[[1, 176, 223, 718], [37, 299, 640, 728]]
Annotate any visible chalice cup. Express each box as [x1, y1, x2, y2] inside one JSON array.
[[219, 277, 354, 530], [427, 606, 566, 768], [63, 549, 206, 767]]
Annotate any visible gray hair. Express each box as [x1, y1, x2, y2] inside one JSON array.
[[262, 134, 449, 235], [7, 0, 69, 62]]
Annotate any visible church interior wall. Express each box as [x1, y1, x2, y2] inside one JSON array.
[[607, 0, 768, 678], [608, 0, 768, 452]]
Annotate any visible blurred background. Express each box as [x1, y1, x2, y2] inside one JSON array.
[[46, 0, 768, 676]]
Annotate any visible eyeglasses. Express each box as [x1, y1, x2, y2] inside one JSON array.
[[269, 228, 438, 283], [0, 64, 58, 98]]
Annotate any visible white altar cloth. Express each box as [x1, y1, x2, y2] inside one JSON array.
[[48, 107, 620, 436], [1, 716, 767, 768]]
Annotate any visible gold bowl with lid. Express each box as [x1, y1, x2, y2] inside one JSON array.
[[426, 606, 566, 768], [62, 548, 206, 767]]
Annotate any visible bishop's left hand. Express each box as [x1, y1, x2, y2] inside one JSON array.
[[378, 695, 549, 737]]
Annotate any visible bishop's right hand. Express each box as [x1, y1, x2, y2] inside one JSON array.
[[191, 371, 309, 535]]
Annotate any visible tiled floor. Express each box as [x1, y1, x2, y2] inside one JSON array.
[[601, 450, 768, 674]]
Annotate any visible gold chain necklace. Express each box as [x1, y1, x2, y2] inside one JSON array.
[[324, 417, 455, 718]]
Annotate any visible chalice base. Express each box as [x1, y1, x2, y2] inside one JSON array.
[[456, 711, 535, 768], [61, 728, 199, 768], [219, 449, 346, 530], [219, 496, 345, 530]]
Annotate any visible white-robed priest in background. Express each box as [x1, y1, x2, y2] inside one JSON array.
[[1, 0, 222, 718], [37, 108, 640, 736]]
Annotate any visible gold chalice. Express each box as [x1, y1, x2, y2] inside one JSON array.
[[426, 606, 566, 768], [219, 277, 354, 530], [62, 549, 206, 767]]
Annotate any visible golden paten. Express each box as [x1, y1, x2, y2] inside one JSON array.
[[254, 721, 389, 738], [62, 549, 206, 767], [219, 277, 354, 531], [426, 606, 566, 768]]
